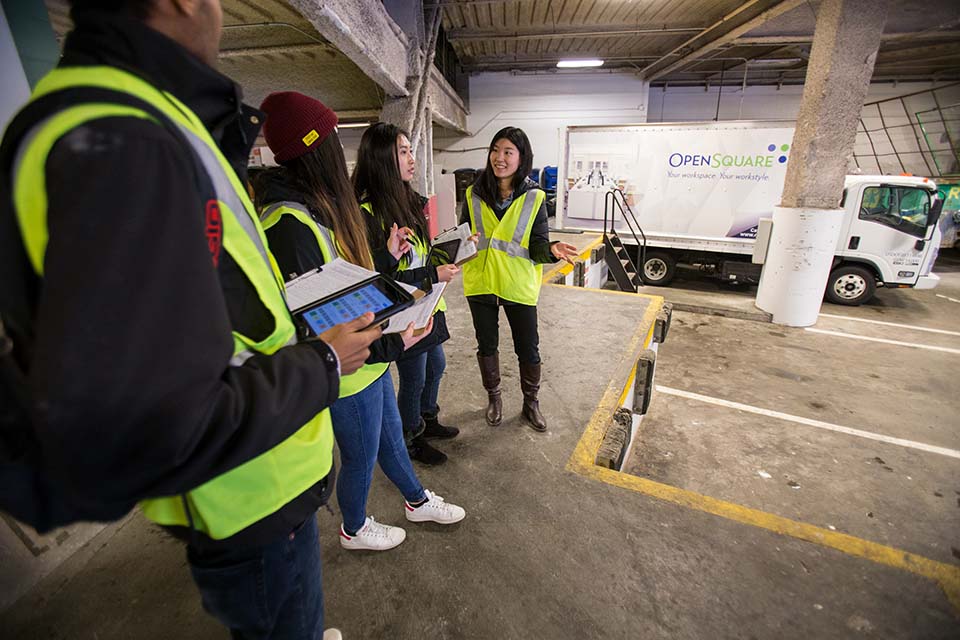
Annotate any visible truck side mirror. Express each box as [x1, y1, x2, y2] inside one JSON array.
[[928, 197, 943, 228]]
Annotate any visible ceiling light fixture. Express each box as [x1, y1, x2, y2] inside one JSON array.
[[557, 59, 604, 68], [338, 122, 372, 129]]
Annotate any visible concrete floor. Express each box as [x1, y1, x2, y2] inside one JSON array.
[[2, 252, 958, 639]]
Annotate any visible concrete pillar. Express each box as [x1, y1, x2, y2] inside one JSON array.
[[287, 0, 410, 96], [380, 0, 425, 136], [382, 0, 424, 46], [756, 0, 888, 326], [380, 4, 442, 196]]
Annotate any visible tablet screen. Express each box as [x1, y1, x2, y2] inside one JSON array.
[[301, 283, 393, 335], [430, 238, 461, 266]]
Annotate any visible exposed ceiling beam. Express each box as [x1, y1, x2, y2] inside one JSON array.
[[699, 50, 807, 82], [287, 0, 410, 97], [640, 0, 806, 81], [650, 74, 960, 87], [875, 42, 960, 61], [336, 109, 381, 121], [425, 0, 513, 5], [218, 43, 335, 59], [735, 29, 960, 46], [445, 25, 703, 42], [462, 54, 662, 71]]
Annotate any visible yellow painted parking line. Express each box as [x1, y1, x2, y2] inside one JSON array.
[[568, 301, 660, 471], [564, 320, 960, 614], [541, 234, 603, 283], [544, 282, 654, 299]]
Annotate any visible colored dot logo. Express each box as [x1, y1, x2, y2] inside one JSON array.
[[770, 142, 790, 164]]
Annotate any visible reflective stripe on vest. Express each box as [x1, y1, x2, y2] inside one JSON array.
[[13, 66, 334, 540], [260, 201, 337, 264], [264, 200, 388, 397], [359, 201, 428, 269], [462, 186, 544, 305]]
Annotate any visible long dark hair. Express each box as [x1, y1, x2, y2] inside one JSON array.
[[472, 126, 534, 209], [352, 122, 426, 251], [282, 132, 374, 270]]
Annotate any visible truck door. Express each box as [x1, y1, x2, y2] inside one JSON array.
[[843, 184, 937, 286]]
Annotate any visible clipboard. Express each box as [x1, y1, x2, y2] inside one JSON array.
[[284, 260, 416, 336]]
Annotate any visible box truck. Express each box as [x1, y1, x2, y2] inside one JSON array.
[[557, 121, 944, 305]]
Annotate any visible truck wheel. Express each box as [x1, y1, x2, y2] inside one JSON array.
[[825, 265, 876, 306], [641, 252, 676, 286]]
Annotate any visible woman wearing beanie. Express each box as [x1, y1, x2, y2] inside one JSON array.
[[352, 123, 464, 467], [459, 127, 578, 432], [255, 91, 466, 552]]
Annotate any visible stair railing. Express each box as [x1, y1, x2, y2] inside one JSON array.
[[603, 188, 648, 281]]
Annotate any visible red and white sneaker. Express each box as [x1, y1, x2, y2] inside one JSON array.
[[339, 516, 406, 551], [405, 490, 466, 524]]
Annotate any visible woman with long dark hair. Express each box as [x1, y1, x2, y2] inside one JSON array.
[[255, 92, 466, 552], [353, 122, 461, 466], [460, 127, 577, 432]]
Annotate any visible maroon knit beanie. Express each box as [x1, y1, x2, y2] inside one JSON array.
[[260, 91, 338, 164]]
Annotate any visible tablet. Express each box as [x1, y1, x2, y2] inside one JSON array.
[[429, 238, 462, 266], [294, 275, 415, 336]]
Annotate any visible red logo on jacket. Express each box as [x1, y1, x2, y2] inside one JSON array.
[[205, 200, 222, 267]]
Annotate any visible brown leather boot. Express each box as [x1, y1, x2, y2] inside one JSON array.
[[519, 361, 547, 432], [477, 353, 502, 426]]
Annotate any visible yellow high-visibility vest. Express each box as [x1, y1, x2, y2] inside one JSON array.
[[462, 186, 545, 305], [262, 200, 387, 397], [12, 66, 334, 540]]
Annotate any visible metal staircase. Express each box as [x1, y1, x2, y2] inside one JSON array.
[[602, 188, 647, 293]]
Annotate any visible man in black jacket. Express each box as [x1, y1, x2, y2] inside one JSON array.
[[0, 0, 379, 637]]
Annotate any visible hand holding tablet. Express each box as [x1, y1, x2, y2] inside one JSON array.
[[316, 312, 382, 375]]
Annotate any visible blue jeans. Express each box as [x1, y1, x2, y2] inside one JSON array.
[[330, 370, 426, 533], [395, 344, 447, 441], [188, 515, 324, 640]]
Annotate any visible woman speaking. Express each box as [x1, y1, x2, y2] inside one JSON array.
[[460, 127, 577, 432]]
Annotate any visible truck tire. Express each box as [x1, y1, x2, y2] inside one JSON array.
[[825, 264, 876, 306], [640, 251, 676, 286]]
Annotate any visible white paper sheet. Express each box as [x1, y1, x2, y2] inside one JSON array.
[[383, 282, 447, 335], [283, 258, 378, 312], [433, 222, 478, 265]]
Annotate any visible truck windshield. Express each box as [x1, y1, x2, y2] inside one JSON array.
[[858, 186, 932, 238]]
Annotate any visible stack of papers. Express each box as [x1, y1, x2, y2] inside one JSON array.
[[283, 259, 378, 312]]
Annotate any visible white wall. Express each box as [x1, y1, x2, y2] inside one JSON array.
[[434, 71, 649, 173], [433, 72, 941, 176], [647, 82, 938, 124]]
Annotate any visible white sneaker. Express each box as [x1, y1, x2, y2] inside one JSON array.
[[405, 489, 466, 524], [323, 630, 342, 640], [339, 516, 406, 551]]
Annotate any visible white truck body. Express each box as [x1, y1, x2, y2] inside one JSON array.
[[557, 121, 942, 303]]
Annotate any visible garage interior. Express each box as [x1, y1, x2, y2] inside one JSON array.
[[1, 0, 959, 638]]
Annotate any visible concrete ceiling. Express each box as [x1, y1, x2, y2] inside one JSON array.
[[431, 0, 960, 85], [41, 0, 960, 106], [43, 0, 385, 120]]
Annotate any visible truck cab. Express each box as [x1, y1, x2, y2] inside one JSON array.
[[828, 175, 943, 305]]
